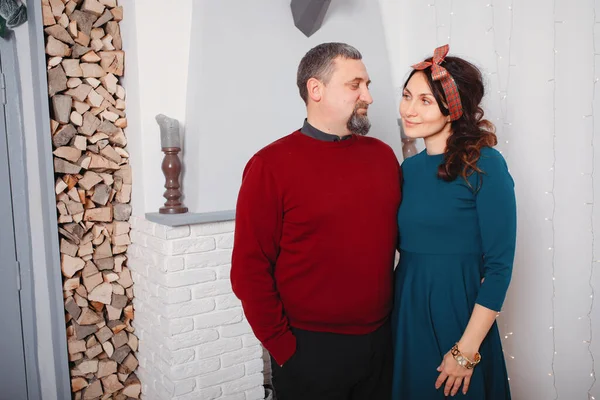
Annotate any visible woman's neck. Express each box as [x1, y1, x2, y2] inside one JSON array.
[[424, 124, 452, 155]]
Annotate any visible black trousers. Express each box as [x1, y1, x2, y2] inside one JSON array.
[[270, 321, 392, 400]]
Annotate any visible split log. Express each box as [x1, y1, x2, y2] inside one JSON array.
[[48, 65, 68, 96], [45, 24, 75, 45], [52, 95, 73, 123], [46, 36, 72, 57], [99, 51, 124, 76]]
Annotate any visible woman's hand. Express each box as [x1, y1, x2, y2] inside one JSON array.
[[435, 351, 474, 396]]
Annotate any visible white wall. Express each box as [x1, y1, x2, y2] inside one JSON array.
[[121, 0, 401, 215], [379, 0, 600, 398], [119, 0, 193, 216], [184, 0, 400, 213]]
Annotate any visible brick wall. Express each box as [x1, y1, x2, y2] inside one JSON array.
[[128, 216, 267, 400]]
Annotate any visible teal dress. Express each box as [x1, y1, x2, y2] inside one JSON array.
[[391, 147, 516, 399]]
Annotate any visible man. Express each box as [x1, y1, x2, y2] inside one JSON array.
[[231, 42, 402, 400]]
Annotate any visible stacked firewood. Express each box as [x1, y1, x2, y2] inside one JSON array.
[[42, 0, 140, 398]]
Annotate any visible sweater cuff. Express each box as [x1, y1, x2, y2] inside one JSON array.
[[265, 330, 297, 366]]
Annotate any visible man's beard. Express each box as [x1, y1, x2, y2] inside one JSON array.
[[347, 101, 371, 136]]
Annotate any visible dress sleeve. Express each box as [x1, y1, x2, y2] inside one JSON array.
[[473, 149, 517, 312]]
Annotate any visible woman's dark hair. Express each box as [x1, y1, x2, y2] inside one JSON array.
[[404, 56, 497, 184]]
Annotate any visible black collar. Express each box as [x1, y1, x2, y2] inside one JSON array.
[[300, 119, 352, 142]]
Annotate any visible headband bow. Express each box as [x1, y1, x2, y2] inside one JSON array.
[[411, 44, 463, 121]]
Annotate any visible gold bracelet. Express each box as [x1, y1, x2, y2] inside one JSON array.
[[450, 343, 481, 369]]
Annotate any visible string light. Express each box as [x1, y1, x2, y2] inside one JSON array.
[[448, 0, 454, 47], [587, 6, 598, 400], [489, 0, 521, 369], [433, 0, 440, 45], [489, 0, 515, 157], [433, 0, 454, 46], [549, 0, 558, 395]]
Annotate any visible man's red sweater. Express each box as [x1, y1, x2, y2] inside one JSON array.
[[231, 130, 402, 365]]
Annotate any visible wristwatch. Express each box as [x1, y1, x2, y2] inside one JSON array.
[[450, 343, 481, 369]]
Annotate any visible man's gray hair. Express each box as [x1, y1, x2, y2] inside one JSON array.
[[297, 42, 362, 104]]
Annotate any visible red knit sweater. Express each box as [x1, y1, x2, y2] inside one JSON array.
[[231, 130, 402, 365]]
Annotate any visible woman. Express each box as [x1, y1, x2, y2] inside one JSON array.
[[392, 44, 516, 399]]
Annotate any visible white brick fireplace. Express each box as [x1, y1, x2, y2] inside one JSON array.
[[127, 216, 269, 400]]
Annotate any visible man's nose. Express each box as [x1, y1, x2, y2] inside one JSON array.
[[361, 89, 373, 105]]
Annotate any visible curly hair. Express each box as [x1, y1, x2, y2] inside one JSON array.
[[404, 56, 497, 185]]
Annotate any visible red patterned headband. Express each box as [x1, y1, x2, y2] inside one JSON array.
[[411, 44, 463, 121]]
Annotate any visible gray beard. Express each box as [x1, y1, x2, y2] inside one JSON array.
[[347, 108, 371, 136]]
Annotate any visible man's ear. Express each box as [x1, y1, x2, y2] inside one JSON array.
[[307, 77, 322, 102]]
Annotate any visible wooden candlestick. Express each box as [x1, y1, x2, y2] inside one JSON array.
[[159, 147, 188, 214]]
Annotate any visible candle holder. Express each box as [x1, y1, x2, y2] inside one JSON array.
[[156, 114, 188, 214], [398, 118, 418, 159]]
